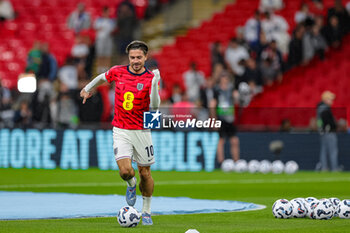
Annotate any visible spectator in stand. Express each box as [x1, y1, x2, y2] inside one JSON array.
[[327, 0, 350, 35], [262, 11, 290, 55], [280, 119, 292, 132], [0, 0, 14, 22], [260, 57, 281, 86], [13, 100, 32, 128], [302, 24, 314, 65], [260, 40, 284, 73], [115, 0, 139, 56], [71, 34, 90, 65], [255, 31, 269, 59], [0, 79, 11, 111], [259, 0, 284, 12], [314, 14, 325, 30], [182, 62, 205, 103], [58, 57, 78, 91], [316, 90, 339, 171], [0, 78, 13, 127], [169, 84, 182, 104], [311, 25, 328, 60], [211, 63, 225, 83], [31, 79, 53, 128], [287, 24, 305, 69], [210, 72, 240, 164], [94, 6, 116, 74], [295, 2, 314, 24], [236, 26, 250, 51], [67, 3, 91, 34], [25, 41, 42, 76], [199, 78, 216, 110], [225, 38, 249, 79], [303, 23, 328, 63], [323, 15, 343, 48], [241, 58, 263, 94], [52, 81, 79, 129], [211, 41, 225, 68], [37, 43, 58, 82], [244, 10, 262, 51]]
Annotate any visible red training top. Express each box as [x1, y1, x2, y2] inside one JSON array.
[[105, 65, 154, 130]]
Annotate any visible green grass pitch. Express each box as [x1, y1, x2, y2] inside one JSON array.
[[0, 168, 350, 232]]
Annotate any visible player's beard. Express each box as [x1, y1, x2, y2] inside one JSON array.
[[132, 63, 142, 72]]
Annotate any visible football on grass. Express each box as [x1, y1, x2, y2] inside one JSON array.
[[338, 199, 350, 219], [117, 206, 141, 227], [272, 199, 293, 219], [312, 199, 334, 220]]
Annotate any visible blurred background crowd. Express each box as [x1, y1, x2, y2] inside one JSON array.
[[0, 0, 349, 130]]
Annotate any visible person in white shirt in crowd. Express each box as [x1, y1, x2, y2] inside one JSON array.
[[71, 34, 90, 64], [244, 10, 262, 49], [259, 0, 284, 12], [225, 38, 249, 78], [295, 2, 314, 24], [262, 11, 290, 55], [0, 0, 14, 22], [67, 2, 91, 34], [58, 57, 78, 91], [94, 6, 116, 73], [182, 62, 205, 103]]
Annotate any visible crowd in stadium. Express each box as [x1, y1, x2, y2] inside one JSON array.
[[0, 0, 349, 129]]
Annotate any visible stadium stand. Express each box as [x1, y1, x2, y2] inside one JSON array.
[[0, 0, 349, 128], [152, 0, 349, 127], [0, 0, 150, 89]]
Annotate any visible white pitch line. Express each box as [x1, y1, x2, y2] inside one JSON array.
[[0, 177, 349, 189]]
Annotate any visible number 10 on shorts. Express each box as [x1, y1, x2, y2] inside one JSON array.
[[145, 145, 154, 158]]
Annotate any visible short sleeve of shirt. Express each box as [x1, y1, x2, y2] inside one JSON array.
[[105, 66, 118, 83]]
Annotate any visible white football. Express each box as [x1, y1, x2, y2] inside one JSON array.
[[338, 199, 350, 219], [117, 206, 141, 227], [272, 160, 285, 174], [234, 159, 248, 173], [272, 199, 293, 219], [221, 159, 235, 172], [304, 197, 318, 219], [329, 197, 341, 217], [248, 160, 260, 173], [290, 198, 307, 218], [259, 160, 272, 174], [284, 161, 299, 174], [312, 199, 334, 220]]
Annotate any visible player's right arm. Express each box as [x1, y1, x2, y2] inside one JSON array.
[[80, 73, 108, 104]]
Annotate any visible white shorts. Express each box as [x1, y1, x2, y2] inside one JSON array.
[[113, 127, 155, 166]]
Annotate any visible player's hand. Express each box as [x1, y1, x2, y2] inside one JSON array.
[[152, 69, 161, 82], [80, 88, 92, 104]]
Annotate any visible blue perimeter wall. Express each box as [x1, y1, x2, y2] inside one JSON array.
[[0, 129, 349, 171]]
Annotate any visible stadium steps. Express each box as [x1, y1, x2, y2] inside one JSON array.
[[143, 0, 234, 51], [153, 0, 259, 98]]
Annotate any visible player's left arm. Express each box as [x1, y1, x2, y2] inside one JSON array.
[[80, 73, 108, 104], [150, 69, 161, 110]]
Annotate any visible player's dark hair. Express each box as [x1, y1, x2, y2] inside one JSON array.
[[126, 40, 149, 55]]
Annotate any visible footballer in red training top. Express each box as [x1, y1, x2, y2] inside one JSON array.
[[80, 40, 160, 226], [105, 65, 154, 130]]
